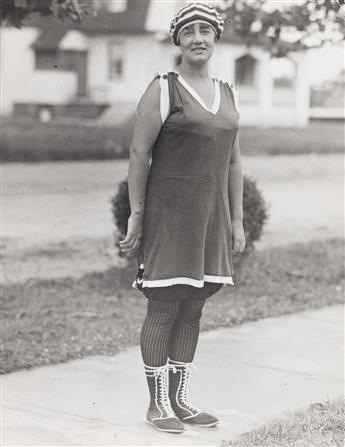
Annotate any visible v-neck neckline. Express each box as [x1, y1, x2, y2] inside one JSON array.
[[173, 71, 220, 115]]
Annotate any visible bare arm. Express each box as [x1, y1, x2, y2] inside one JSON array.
[[119, 78, 163, 256], [228, 132, 243, 222], [228, 131, 246, 253]]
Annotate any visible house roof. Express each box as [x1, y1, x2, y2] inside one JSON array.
[[80, 0, 151, 34], [32, 21, 71, 50], [25, 0, 152, 50]]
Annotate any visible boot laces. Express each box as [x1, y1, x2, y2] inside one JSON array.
[[153, 365, 175, 418], [175, 363, 201, 413]]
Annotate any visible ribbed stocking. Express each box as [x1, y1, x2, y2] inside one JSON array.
[[168, 299, 206, 363], [140, 299, 181, 367]]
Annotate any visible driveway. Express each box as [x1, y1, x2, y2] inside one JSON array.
[[2, 154, 343, 283]]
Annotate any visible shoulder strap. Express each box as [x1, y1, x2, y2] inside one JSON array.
[[157, 72, 170, 124], [226, 82, 240, 113], [136, 72, 177, 122], [135, 72, 167, 119], [144, 72, 171, 124]]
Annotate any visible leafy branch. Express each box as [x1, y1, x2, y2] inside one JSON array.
[[221, 0, 345, 57], [0, 0, 91, 28]]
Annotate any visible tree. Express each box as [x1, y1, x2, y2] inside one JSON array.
[[221, 0, 345, 57], [0, 0, 90, 28], [1, 0, 344, 57]]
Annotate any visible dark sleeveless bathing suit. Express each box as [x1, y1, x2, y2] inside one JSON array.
[[132, 71, 240, 300]]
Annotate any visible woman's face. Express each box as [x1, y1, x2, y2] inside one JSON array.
[[178, 22, 216, 64]]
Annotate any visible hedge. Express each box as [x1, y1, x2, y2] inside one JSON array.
[[2, 118, 343, 162]]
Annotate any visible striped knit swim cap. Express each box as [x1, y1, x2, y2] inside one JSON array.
[[170, 2, 225, 46]]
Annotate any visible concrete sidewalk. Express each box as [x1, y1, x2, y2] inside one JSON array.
[[2, 304, 344, 446]]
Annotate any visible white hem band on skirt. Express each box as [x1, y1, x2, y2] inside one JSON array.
[[132, 275, 235, 289]]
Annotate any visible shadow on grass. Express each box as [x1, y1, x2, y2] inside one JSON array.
[[1, 238, 344, 374]]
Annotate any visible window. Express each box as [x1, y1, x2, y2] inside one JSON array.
[[235, 54, 257, 86], [272, 57, 296, 88], [108, 41, 124, 79], [35, 50, 79, 71], [35, 50, 58, 70]]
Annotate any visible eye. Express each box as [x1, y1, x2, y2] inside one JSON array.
[[201, 27, 212, 34]]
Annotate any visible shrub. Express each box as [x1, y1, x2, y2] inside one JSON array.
[[111, 176, 268, 262], [242, 176, 268, 246], [112, 180, 131, 243]]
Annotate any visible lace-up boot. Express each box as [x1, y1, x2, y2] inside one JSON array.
[[168, 358, 219, 427], [144, 362, 184, 433]]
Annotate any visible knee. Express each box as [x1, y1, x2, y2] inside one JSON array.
[[155, 309, 180, 328], [179, 304, 204, 327], [185, 313, 202, 327]]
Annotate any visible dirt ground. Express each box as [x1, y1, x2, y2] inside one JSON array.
[[2, 154, 343, 283]]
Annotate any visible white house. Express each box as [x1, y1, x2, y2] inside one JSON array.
[[1, 0, 311, 127]]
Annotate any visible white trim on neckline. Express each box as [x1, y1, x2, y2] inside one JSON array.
[[173, 71, 220, 115]]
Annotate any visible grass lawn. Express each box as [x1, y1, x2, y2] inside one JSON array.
[[2, 119, 343, 161], [239, 121, 344, 156], [222, 397, 344, 447], [1, 238, 343, 375]]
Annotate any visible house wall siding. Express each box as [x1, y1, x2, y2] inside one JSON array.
[[1, 27, 77, 115], [156, 42, 307, 127], [1, 27, 310, 127], [87, 34, 161, 103]]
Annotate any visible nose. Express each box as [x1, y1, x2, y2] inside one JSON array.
[[192, 28, 203, 43]]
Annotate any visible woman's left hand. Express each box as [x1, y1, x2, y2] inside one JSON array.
[[232, 220, 246, 254]]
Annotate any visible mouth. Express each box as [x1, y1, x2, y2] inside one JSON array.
[[192, 47, 206, 51]]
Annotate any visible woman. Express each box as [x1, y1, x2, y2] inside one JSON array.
[[120, 2, 245, 434]]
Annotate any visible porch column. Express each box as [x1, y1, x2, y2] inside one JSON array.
[[293, 51, 310, 127], [257, 52, 273, 128]]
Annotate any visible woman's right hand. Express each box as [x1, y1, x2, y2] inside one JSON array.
[[119, 214, 143, 257]]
